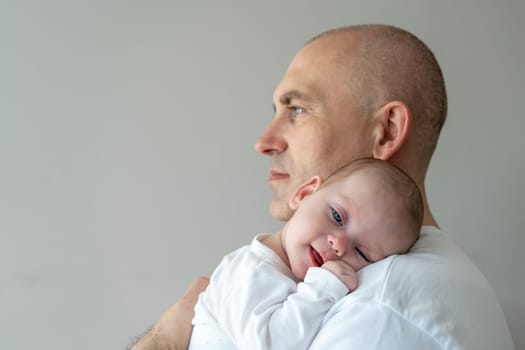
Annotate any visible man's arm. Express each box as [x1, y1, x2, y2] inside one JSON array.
[[129, 277, 209, 350]]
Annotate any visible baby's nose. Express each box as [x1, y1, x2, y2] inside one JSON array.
[[328, 234, 347, 256]]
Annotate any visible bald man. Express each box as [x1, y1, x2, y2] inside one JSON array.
[[130, 25, 514, 350]]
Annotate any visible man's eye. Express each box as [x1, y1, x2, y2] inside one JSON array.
[[289, 106, 305, 115], [356, 247, 371, 262], [331, 208, 343, 226]]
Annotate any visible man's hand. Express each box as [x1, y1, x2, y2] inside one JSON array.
[[130, 276, 210, 350], [321, 260, 358, 292]]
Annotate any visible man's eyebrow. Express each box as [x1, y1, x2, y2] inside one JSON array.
[[280, 90, 313, 105], [273, 90, 314, 112]]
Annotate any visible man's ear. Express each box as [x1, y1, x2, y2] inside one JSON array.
[[289, 176, 323, 210], [372, 101, 411, 160]]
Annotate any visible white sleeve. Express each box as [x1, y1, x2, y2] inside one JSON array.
[[202, 253, 348, 350], [309, 302, 443, 350]]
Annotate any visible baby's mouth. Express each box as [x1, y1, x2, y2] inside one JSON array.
[[309, 245, 324, 267]]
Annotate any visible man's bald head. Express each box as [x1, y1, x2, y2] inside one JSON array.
[[307, 25, 447, 172]]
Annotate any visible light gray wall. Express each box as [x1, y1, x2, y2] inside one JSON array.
[[1, 1, 523, 349]]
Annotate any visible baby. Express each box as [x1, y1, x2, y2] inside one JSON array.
[[189, 158, 423, 349]]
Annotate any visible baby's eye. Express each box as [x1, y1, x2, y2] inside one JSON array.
[[356, 247, 371, 263], [331, 208, 344, 226]]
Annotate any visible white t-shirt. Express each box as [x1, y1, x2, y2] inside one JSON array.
[[190, 226, 515, 349]]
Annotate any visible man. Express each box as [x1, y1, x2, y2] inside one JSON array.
[[132, 24, 514, 349]]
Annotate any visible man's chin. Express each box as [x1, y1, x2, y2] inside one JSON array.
[[269, 200, 294, 222]]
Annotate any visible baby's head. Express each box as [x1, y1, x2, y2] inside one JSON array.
[[281, 158, 423, 280]]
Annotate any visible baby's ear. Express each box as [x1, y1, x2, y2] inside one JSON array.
[[289, 176, 323, 210]]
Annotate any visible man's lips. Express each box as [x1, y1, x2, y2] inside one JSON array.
[[268, 168, 289, 182], [309, 245, 324, 267]]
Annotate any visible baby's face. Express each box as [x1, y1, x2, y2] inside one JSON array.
[[281, 170, 415, 280]]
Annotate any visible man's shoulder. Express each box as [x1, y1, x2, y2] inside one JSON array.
[[344, 226, 468, 302], [326, 226, 514, 349], [377, 226, 496, 324], [348, 227, 484, 296], [384, 226, 485, 300]]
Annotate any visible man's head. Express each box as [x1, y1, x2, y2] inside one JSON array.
[[255, 24, 447, 221], [281, 158, 423, 280]]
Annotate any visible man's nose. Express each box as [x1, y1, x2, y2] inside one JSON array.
[[328, 233, 348, 257], [254, 118, 288, 155]]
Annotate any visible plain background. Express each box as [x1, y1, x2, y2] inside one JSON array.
[[1, 0, 523, 349]]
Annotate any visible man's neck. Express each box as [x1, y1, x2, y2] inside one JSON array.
[[420, 185, 439, 228], [423, 207, 438, 227]]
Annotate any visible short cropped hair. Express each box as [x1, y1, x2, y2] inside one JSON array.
[[310, 25, 447, 170]]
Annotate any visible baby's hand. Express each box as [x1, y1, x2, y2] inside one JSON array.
[[321, 260, 358, 292]]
